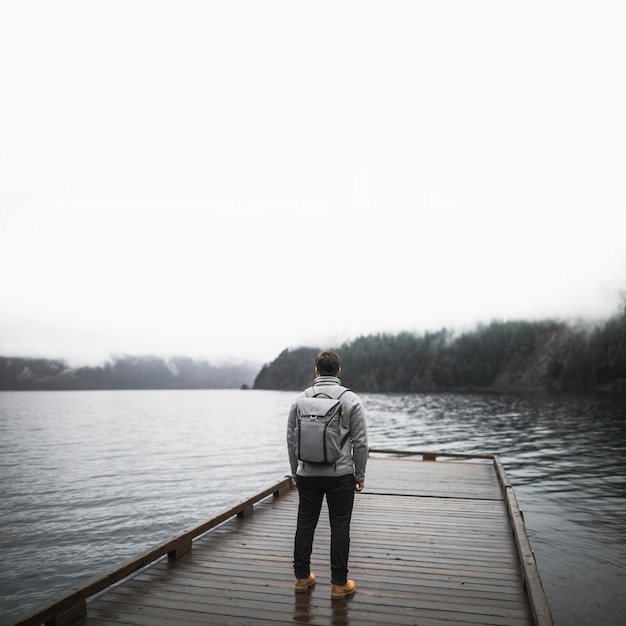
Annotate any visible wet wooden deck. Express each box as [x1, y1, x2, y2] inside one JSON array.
[[13, 452, 553, 626]]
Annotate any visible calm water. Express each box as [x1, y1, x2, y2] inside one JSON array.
[[1, 389, 625, 625]]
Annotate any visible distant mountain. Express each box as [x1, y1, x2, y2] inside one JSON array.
[[0, 355, 258, 390]]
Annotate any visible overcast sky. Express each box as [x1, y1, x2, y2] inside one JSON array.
[[1, 1, 625, 367]]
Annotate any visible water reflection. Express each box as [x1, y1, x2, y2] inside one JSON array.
[[293, 590, 313, 623], [293, 589, 352, 626], [329, 595, 350, 625]]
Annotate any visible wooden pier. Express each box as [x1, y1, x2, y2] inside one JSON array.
[[10, 451, 553, 626]]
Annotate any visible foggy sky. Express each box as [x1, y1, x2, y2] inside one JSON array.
[[1, 2, 625, 366]]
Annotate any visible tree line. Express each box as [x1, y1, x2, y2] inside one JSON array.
[[3, 305, 624, 393], [254, 307, 626, 393], [0, 355, 257, 390]]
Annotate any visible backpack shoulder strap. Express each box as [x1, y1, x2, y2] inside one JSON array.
[[309, 385, 351, 400]]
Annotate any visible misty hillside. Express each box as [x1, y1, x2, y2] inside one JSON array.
[[0, 356, 258, 391], [3, 307, 624, 393], [254, 311, 626, 393]]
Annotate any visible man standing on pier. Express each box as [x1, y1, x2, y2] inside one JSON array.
[[286, 350, 368, 600]]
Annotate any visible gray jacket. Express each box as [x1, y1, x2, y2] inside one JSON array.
[[286, 376, 368, 482]]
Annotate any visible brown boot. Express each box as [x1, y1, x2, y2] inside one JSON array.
[[331, 579, 356, 599], [294, 573, 316, 593]]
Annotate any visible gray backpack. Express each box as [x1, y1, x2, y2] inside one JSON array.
[[295, 386, 351, 464]]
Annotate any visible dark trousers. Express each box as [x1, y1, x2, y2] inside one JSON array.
[[293, 474, 356, 585]]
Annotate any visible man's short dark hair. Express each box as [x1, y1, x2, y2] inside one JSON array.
[[316, 351, 341, 376]]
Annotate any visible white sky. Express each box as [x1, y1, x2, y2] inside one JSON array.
[[1, 1, 625, 367]]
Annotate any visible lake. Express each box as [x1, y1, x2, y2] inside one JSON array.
[[1, 389, 625, 625]]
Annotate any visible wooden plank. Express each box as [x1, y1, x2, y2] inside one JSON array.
[[13, 454, 553, 626], [368, 449, 496, 461], [83, 571, 533, 626], [67, 456, 540, 625], [364, 457, 504, 500], [7, 478, 292, 626], [505, 481, 554, 626], [124, 566, 531, 601]]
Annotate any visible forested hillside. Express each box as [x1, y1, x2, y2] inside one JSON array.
[[254, 308, 626, 393], [0, 356, 257, 390], [3, 307, 624, 393]]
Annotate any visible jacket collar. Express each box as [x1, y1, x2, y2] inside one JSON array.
[[313, 376, 342, 386]]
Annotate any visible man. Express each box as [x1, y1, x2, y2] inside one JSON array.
[[286, 350, 368, 600]]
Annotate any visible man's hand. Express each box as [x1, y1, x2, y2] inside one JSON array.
[[355, 481, 365, 492]]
